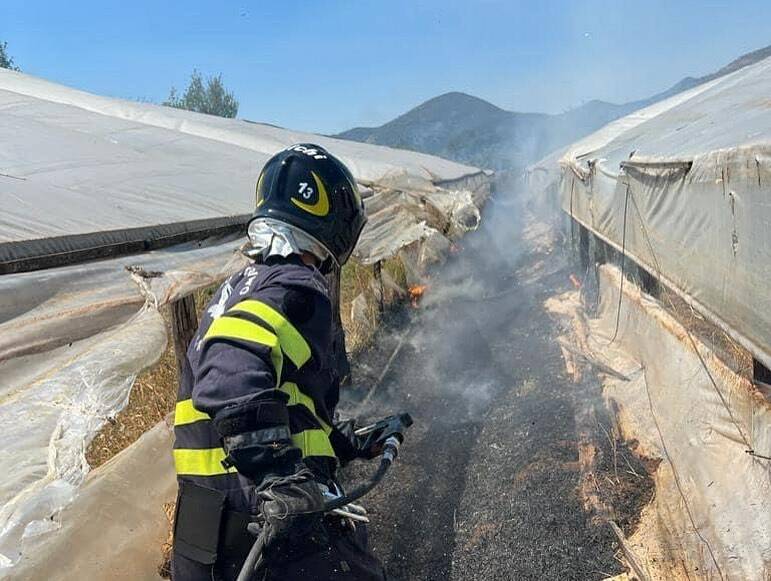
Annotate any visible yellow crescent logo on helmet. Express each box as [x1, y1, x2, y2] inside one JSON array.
[[291, 171, 330, 217], [255, 171, 265, 207]]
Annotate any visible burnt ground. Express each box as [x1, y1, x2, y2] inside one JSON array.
[[340, 197, 655, 580]]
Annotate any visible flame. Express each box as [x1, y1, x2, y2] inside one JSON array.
[[408, 284, 428, 308]]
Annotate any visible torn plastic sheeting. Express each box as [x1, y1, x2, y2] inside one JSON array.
[[7, 419, 176, 581], [436, 169, 494, 205], [586, 265, 771, 579], [0, 237, 248, 569], [355, 187, 483, 266], [357, 218, 435, 267], [0, 234, 246, 363], [0, 306, 167, 568]]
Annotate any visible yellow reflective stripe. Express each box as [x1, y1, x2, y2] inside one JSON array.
[[280, 382, 316, 413], [228, 300, 311, 368], [173, 448, 237, 476], [204, 315, 283, 383], [174, 399, 210, 426], [291, 429, 336, 458], [280, 383, 332, 434]]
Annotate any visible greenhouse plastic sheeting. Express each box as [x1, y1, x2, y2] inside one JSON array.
[[548, 266, 771, 578], [0, 238, 248, 567], [593, 267, 770, 579], [6, 419, 177, 581], [0, 69, 491, 569], [559, 54, 771, 369], [0, 68, 483, 254]]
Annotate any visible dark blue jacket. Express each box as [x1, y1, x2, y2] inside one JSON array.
[[173, 257, 342, 514]]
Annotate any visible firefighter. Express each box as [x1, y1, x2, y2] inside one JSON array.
[[172, 144, 386, 580]]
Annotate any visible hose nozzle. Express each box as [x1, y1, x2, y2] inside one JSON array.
[[382, 435, 401, 463]]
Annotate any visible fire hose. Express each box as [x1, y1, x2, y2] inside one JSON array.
[[236, 413, 413, 581]]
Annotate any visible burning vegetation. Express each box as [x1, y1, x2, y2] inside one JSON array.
[[409, 284, 428, 307]]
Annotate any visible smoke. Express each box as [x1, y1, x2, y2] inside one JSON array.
[[351, 94, 585, 426], [352, 170, 560, 424]]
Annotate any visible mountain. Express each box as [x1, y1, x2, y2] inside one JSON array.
[[336, 92, 633, 171], [335, 44, 771, 171]]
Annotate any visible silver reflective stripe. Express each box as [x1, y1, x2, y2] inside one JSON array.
[[223, 426, 292, 450]]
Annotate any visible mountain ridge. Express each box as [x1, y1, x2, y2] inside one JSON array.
[[336, 44, 771, 171]]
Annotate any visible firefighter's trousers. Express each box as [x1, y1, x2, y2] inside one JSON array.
[[172, 520, 386, 581]]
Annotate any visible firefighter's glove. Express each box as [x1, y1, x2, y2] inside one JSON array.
[[332, 414, 413, 464], [330, 419, 377, 464], [257, 468, 325, 545]]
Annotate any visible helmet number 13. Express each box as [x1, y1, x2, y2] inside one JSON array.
[[298, 182, 314, 200]]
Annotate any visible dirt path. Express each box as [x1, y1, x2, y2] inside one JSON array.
[[342, 202, 653, 580]]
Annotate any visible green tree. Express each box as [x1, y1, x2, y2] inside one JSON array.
[[164, 70, 238, 118], [0, 41, 20, 71]]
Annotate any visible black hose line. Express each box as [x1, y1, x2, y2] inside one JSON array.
[[236, 528, 268, 581], [324, 455, 393, 512], [236, 440, 400, 581]]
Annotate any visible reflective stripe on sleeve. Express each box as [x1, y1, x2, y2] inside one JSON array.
[[173, 448, 237, 477], [174, 399, 210, 427], [204, 315, 283, 383], [228, 300, 312, 368], [280, 382, 332, 434], [291, 429, 336, 459]]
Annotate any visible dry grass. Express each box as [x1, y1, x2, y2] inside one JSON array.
[[85, 338, 178, 469], [340, 257, 408, 351], [85, 286, 217, 469], [158, 502, 176, 578]]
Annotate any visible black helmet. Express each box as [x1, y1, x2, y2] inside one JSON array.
[[250, 144, 367, 266]]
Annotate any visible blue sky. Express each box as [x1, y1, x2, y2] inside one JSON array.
[[3, 1, 771, 134]]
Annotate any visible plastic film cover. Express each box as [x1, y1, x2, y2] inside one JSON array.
[[559, 54, 771, 369], [0, 69, 492, 570]]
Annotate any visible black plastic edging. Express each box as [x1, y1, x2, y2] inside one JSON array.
[[0, 214, 251, 275]]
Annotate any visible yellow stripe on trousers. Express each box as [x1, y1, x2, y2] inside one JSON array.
[[173, 448, 237, 477], [174, 398, 210, 426]]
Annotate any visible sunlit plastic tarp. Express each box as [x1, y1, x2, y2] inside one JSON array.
[[545, 54, 771, 579], [558, 54, 771, 370], [0, 68, 482, 251], [0, 68, 490, 569], [548, 266, 771, 579]]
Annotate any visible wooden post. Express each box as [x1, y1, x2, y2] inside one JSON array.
[[326, 265, 351, 385], [373, 261, 385, 314], [171, 294, 198, 378]]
